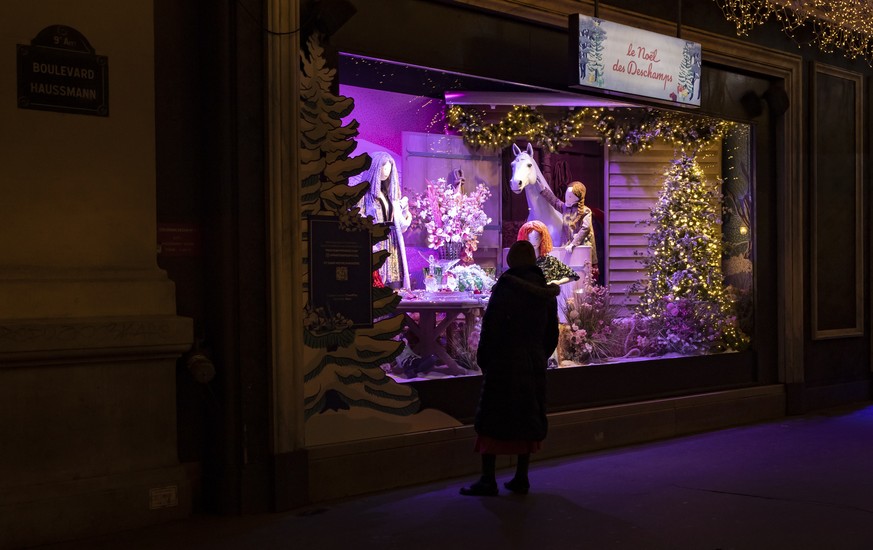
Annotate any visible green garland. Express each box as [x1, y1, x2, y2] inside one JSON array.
[[447, 104, 734, 155]]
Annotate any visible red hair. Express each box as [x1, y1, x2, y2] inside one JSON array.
[[517, 220, 553, 256]]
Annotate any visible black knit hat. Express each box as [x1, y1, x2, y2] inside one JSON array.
[[507, 240, 537, 268]]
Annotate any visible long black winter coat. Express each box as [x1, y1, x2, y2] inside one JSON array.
[[474, 265, 560, 442]]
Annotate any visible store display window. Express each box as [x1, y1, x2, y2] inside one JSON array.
[[337, 53, 754, 383]]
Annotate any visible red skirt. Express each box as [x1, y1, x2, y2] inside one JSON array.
[[474, 435, 543, 455]]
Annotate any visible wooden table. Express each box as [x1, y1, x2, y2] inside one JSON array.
[[397, 293, 487, 375]]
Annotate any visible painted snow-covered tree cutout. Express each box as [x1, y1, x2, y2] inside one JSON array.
[[300, 34, 419, 420], [588, 19, 607, 87], [678, 43, 694, 100], [677, 42, 700, 102], [299, 39, 370, 218]]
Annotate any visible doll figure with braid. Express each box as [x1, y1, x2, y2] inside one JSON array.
[[561, 181, 599, 280]]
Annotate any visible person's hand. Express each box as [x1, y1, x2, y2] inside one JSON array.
[[396, 198, 413, 231], [565, 244, 575, 253]]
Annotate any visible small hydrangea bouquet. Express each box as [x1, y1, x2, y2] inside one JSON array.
[[448, 264, 496, 292], [410, 178, 492, 260]]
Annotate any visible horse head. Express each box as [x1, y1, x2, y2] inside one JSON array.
[[508, 142, 564, 243], [509, 142, 538, 195]]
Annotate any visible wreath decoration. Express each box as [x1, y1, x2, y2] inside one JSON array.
[[447, 104, 734, 155]]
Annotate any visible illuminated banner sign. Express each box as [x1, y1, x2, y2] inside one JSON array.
[[569, 15, 701, 107]]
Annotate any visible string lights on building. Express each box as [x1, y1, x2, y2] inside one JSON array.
[[715, 0, 873, 64]]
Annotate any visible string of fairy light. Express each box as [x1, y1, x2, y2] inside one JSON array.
[[715, 0, 873, 65], [446, 104, 734, 154]]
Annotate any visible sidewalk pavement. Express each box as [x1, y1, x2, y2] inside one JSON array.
[[38, 401, 873, 550]]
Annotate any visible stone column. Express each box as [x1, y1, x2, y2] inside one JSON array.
[[0, 2, 192, 546]]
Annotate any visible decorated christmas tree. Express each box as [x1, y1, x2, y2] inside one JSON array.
[[636, 153, 748, 354]]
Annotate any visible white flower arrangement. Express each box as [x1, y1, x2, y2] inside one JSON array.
[[410, 178, 492, 253]]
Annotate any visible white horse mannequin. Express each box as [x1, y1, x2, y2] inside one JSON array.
[[509, 143, 593, 328], [509, 143, 564, 242]]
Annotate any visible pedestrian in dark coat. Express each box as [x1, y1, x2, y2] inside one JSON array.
[[460, 240, 560, 496]]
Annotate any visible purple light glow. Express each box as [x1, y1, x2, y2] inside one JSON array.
[[444, 91, 634, 108], [339, 84, 447, 169]]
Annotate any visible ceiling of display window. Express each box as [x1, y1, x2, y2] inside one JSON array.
[[338, 53, 635, 110]]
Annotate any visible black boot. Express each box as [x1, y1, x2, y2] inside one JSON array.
[[459, 478, 498, 496], [504, 453, 530, 494], [503, 478, 530, 494], [460, 454, 498, 496]]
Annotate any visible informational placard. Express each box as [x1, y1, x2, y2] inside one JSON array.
[[569, 15, 701, 107], [308, 216, 373, 328], [17, 25, 109, 116], [157, 222, 202, 257]]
